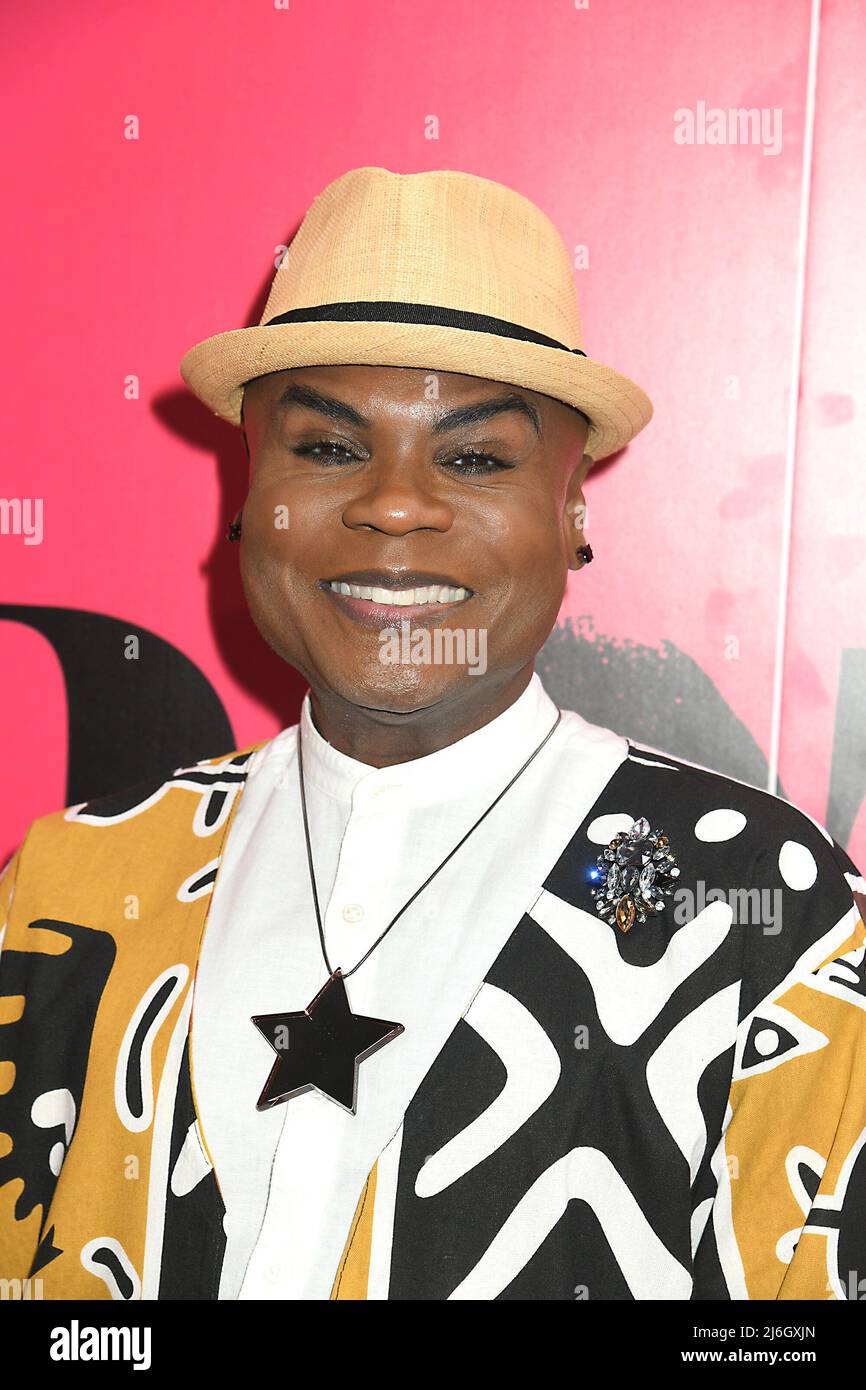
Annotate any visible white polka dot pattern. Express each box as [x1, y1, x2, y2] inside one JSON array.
[[587, 813, 635, 844], [694, 809, 747, 843], [778, 840, 818, 891]]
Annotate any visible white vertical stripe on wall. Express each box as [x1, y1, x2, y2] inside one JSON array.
[[768, 0, 823, 795]]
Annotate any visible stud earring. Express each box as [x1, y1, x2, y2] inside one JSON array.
[[226, 515, 242, 543], [576, 543, 593, 566]]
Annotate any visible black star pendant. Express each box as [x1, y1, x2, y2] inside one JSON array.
[[251, 969, 404, 1114]]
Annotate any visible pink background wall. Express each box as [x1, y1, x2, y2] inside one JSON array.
[[2, 0, 864, 868]]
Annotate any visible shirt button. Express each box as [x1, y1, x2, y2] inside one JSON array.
[[342, 903, 365, 923]]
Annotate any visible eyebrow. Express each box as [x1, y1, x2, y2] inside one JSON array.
[[271, 384, 541, 436], [272, 384, 369, 429]]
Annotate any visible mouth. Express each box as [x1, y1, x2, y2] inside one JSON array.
[[319, 569, 474, 628]]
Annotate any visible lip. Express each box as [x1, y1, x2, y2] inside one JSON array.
[[318, 569, 474, 629]]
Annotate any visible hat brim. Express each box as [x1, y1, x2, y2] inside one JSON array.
[[179, 321, 652, 463]]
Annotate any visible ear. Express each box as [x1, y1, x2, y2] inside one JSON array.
[[563, 453, 592, 571]]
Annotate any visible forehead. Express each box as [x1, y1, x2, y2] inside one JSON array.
[[242, 363, 588, 434]]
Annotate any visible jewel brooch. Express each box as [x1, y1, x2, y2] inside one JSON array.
[[588, 817, 680, 932]]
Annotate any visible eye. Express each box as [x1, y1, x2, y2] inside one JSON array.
[[290, 439, 514, 475], [292, 439, 362, 466], [440, 449, 515, 476]]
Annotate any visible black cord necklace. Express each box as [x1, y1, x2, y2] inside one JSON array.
[[252, 701, 562, 1115]]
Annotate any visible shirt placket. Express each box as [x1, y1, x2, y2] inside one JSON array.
[[321, 775, 409, 972]]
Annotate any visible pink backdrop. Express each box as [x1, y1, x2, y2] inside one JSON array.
[[2, 0, 864, 869]]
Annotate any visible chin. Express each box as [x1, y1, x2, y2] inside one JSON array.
[[326, 662, 470, 717]]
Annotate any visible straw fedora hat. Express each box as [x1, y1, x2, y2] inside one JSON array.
[[180, 166, 652, 463]]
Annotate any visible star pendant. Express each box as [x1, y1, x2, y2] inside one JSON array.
[[251, 969, 404, 1114]]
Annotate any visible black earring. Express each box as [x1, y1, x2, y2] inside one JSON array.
[[226, 516, 242, 543], [576, 543, 593, 565]]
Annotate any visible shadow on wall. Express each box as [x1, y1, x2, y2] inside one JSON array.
[[152, 216, 310, 741], [538, 616, 780, 795], [539, 623, 864, 851]]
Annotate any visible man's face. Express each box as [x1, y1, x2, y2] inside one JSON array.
[[239, 364, 591, 715]]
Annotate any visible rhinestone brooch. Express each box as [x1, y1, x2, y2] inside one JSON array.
[[588, 817, 681, 933]]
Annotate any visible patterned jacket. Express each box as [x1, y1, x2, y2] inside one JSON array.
[[1, 739, 865, 1300]]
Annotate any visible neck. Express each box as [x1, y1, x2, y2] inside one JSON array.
[[307, 665, 536, 767]]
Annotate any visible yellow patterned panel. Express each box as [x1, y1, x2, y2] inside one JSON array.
[[331, 1164, 378, 1300]]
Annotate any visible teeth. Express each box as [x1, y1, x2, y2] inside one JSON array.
[[329, 581, 469, 605]]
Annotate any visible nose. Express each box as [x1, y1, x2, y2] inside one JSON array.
[[340, 455, 454, 537]]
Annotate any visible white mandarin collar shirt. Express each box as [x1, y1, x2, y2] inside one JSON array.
[[186, 672, 629, 1301], [296, 673, 563, 969], [299, 671, 556, 803]]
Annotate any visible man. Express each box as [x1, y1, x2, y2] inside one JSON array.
[[1, 168, 865, 1301]]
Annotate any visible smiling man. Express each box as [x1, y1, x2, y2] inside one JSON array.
[[237, 364, 593, 752], [1, 168, 866, 1303]]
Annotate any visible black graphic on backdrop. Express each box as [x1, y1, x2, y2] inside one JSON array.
[[0, 605, 233, 806]]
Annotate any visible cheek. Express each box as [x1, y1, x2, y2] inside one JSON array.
[[239, 547, 284, 640], [471, 521, 568, 654], [478, 500, 565, 590], [240, 483, 312, 583], [238, 519, 308, 628]]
